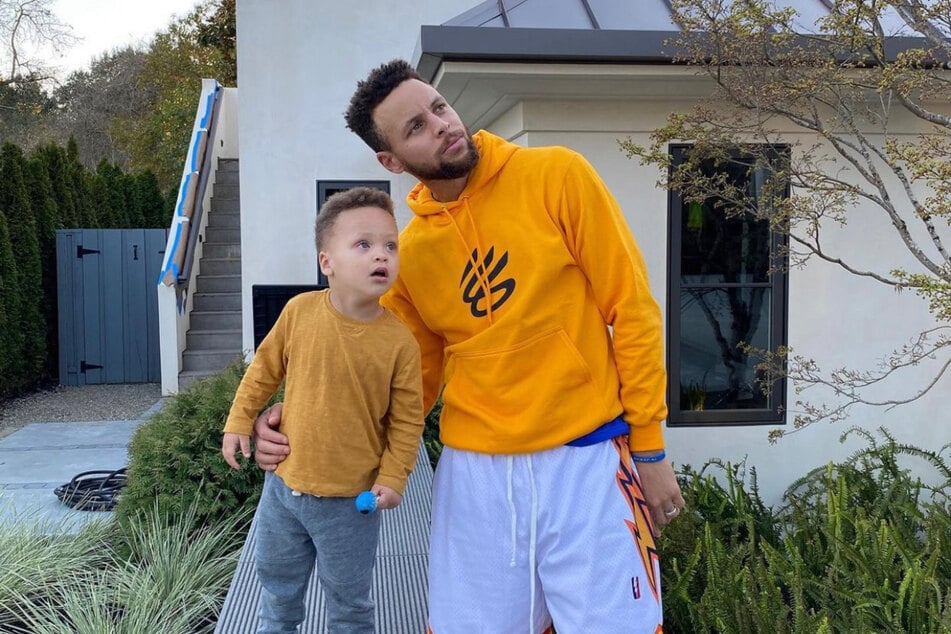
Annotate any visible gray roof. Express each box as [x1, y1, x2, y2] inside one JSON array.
[[416, 0, 946, 80]]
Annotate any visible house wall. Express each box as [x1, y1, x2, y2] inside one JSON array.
[[235, 0, 475, 355], [488, 99, 944, 504], [236, 2, 944, 505]]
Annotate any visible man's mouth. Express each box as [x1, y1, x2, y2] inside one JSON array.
[[443, 134, 464, 154]]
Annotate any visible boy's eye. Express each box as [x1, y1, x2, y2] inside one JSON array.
[[386, 242, 398, 252], [356, 240, 370, 248]]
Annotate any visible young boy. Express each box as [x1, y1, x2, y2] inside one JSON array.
[[221, 186, 424, 634]]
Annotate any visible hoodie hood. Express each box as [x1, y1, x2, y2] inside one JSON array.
[[406, 130, 519, 217]]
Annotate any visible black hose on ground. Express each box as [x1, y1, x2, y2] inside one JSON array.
[[54, 468, 127, 511]]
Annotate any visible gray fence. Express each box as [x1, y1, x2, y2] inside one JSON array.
[[57, 229, 168, 385]]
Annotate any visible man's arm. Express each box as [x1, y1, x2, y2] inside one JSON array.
[[253, 402, 289, 471], [557, 152, 683, 530]]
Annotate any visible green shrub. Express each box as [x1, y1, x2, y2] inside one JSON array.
[[116, 360, 269, 532], [423, 398, 443, 470], [659, 428, 951, 633], [0, 516, 114, 630], [3, 501, 247, 634]]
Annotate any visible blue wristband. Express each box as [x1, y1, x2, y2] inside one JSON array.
[[631, 450, 666, 463]]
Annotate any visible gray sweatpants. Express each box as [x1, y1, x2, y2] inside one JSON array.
[[254, 471, 381, 633]]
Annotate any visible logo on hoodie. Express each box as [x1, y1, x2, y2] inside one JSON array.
[[460, 247, 515, 317]]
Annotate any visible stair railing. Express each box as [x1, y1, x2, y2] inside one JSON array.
[[157, 78, 235, 395]]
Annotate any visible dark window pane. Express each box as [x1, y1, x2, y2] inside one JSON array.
[[680, 200, 772, 284], [679, 287, 771, 411], [680, 162, 773, 284]]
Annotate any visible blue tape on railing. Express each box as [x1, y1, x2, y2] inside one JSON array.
[[175, 172, 192, 218], [156, 220, 186, 285]]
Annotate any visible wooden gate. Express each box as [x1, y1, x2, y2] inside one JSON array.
[[56, 229, 168, 385]]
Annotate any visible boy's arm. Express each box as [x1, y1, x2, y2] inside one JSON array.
[[374, 341, 425, 496], [223, 312, 289, 438]]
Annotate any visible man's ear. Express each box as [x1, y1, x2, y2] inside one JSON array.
[[318, 251, 332, 277], [376, 151, 405, 175]]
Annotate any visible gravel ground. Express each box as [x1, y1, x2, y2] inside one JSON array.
[[0, 383, 166, 439]]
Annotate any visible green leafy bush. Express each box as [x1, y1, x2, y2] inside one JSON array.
[[116, 360, 270, 532], [659, 427, 951, 633]]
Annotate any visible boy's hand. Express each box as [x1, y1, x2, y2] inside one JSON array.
[[222, 432, 252, 470], [371, 484, 403, 510]]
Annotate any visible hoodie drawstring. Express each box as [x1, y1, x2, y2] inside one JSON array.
[[505, 454, 539, 634], [444, 197, 496, 324]]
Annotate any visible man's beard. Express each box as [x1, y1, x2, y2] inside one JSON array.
[[405, 134, 479, 181]]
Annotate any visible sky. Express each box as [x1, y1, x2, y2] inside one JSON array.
[[42, 0, 203, 79]]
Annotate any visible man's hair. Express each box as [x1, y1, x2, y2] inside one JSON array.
[[314, 186, 394, 252], [345, 59, 423, 152]]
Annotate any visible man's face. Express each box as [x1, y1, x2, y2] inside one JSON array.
[[372, 79, 478, 182]]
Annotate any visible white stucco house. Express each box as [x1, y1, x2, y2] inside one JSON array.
[[190, 0, 945, 505]]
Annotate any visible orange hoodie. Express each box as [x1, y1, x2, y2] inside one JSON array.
[[382, 130, 667, 454]]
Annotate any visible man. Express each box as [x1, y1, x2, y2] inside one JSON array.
[[254, 59, 684, 634]]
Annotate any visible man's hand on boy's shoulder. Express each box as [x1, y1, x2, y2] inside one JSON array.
[[222, 432, 252, 470]]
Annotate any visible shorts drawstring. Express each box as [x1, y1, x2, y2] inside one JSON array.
[[507, 455, 517, 567], [505, 454, 540, 633], [527, 454, 538, 634]]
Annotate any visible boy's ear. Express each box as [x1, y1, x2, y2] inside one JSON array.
[[318, 251, 332, 277], [376, 150, 405, 175]]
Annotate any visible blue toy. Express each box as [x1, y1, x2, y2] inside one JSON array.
[[356, 491, 378, 514]]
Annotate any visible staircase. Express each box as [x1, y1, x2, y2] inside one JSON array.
[[179, 158, 244, 389]]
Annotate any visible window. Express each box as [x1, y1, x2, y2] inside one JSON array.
[[315, 180, 390, 285], [667, 145, 788, 426]]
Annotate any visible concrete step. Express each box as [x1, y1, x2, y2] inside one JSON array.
[[192, 291, 241, 312], [182, 349, 243, 373], [195, 274, 241, 293], [215, 167, 239, 183], [218, 158, 239, 172], [207, 212, 240, 228], [214, 182, 239, 199], [186, 329, 243, 350], [190, 310, 242, 330], [200, 257, 241, 275], [203, 242, 241, 259], [205, 226, 240, 244], [211, 196, 240, 213]]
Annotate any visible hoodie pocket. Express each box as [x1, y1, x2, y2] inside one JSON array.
[[442, 328, 604, 430]]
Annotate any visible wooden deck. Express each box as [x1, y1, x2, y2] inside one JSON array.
[[214, 444, 432, 633]]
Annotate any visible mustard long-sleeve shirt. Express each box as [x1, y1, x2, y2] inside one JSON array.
[[224, 290, 424, 496]]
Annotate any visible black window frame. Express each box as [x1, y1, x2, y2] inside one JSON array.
[[666, 144, 789, 427], [315, 180, 390, 285]]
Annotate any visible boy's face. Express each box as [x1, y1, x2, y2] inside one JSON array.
[[318, 206, 399, 301]]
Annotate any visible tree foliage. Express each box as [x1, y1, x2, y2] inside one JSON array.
[[0, 143, 44, 382], [624, 0, 950, 438], [111, 2, 236, 190], [0, 0, 76, 83]]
